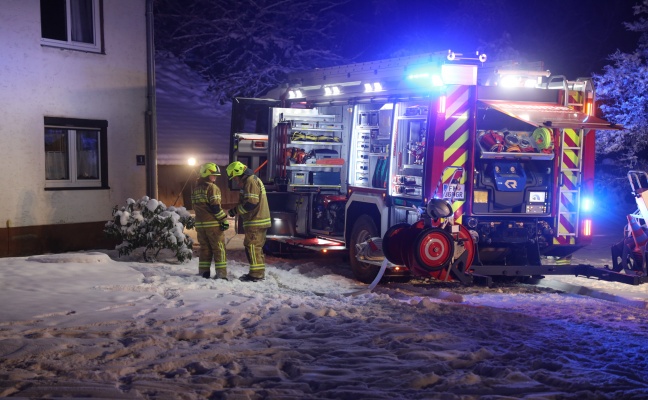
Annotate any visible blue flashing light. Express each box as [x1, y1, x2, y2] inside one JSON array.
[[581, 197, 594, 212], [407, 72, 430, 80], [406, 65, 444, 88]]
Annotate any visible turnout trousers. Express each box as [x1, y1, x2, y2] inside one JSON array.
[[243, 226, 268, 279], [196, 228, 227, 278]]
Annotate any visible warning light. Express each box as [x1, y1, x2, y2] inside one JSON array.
[[364, 82, 384, 93], [438, 95, 446, 114], [288, 89, 303, 99], [582, 219, 592, 236]]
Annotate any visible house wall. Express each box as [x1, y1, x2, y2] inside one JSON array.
[[0, 0, 148, 256]]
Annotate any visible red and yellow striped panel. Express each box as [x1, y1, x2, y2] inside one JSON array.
[[554, 128, 580, 245], [568, 91, 583, 108], [443, 85, 470, 223]]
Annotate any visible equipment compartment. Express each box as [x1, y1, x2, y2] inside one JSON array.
[[270, 106, 349, 191]]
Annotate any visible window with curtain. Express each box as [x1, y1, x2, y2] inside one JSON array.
[[40, 0, 102, 52], [44, 117, 108, 189]]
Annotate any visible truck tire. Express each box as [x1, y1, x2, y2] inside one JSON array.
[[349, 215, 380, 284]]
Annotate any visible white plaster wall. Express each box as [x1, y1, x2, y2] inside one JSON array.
[[0, 0, 148, 228]]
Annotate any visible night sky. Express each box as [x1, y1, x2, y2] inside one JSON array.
[[341, 0, 640, 79]]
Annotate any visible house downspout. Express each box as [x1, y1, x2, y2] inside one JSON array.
[[145, 0, 158, 198]]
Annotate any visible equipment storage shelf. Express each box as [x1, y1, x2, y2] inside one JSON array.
[[288, 141, 343, 146], [286, 165, 342, 169], [477, 129, 555, 161], [272, 106, 348, 191], [349, 105, 391, 189], [389, 101, 429, 199], [290, 184, 341, 189], [289, 116, 343, 144]]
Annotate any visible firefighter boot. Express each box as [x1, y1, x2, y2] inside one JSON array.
[[214, 267, 228, 281], [239, 273, 264, 282]]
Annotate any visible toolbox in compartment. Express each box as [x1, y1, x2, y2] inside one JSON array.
[[311, 149, 339, 160], [292, 171, 308, 185], [311, 171, 341, 185], [305, 149, 340, 164]]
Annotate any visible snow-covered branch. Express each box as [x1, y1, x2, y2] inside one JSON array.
[[155, 0, 352, 103]]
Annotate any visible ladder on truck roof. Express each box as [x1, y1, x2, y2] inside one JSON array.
[[287, 51, 452, 88], [546, 76, 594, 113]]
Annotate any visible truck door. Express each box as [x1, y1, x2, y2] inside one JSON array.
[[229, 97, 281, 186]]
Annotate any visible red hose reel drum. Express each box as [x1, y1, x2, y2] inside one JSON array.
[[413, 228, 454, 271], [381, 221, 475, 281], [382, 223, 411, 265], [421, 225, 475, 281]]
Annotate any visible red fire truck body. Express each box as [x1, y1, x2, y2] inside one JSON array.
[[229, 52, 620, 284]]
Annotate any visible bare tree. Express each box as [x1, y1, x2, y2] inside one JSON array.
[[155, 0, 352, 104]]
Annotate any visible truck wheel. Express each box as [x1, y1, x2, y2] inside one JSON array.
[[349, 215, 380, 284]]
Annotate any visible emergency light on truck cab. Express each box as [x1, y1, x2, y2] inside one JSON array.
[[229, 51, 624, 285]]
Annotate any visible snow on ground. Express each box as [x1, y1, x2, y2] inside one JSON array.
[[2, 211, 648, 399]]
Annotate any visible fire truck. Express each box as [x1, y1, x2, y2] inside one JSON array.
[[229, 51, 627, 285]]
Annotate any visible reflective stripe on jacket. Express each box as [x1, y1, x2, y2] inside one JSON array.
[[237, 175, 271, 229], [192, 181, 226, 229]]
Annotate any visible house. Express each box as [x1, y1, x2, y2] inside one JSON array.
[[155, 53, 238, 209], [0, 0, 152, 256]]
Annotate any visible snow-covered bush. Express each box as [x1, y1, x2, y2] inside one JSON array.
[[104, 196, 195, 262]]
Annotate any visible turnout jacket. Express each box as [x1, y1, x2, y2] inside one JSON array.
[[235, 174, 271, 229], [191, 180, 227, 229]]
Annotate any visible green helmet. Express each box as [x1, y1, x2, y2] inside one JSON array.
[[226, 161, 247, 180], [199, 162, 220, 178]]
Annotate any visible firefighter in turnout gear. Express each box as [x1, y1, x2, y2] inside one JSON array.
[[226, 161, 271, 282], [192, 163, 229, 279]]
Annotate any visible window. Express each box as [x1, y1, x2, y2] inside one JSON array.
[[40, 0, 102, 53], [44, 117, 108, 189]]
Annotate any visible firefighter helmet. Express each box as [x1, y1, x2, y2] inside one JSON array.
[[226, 161, 247, 180], [199, 162, 220, 178]]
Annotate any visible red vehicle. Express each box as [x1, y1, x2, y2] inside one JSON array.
[[229, 51, 629, 284]]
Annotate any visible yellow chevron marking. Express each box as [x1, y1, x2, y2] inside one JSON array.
[[553, 237, 575, 245], [563, 149, 579, 168], [444, 110, 468, 140], [443, 135, 468, 162], [442, 151, 467, 173], [452, 201, 464, 224], [562, 170, 577, 186], [445, 87, 469, 118], [564, 128, 580, 146]]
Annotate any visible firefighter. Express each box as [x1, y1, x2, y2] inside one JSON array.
[[226, 161, 271, 282], [191, 163, 229, 279]]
